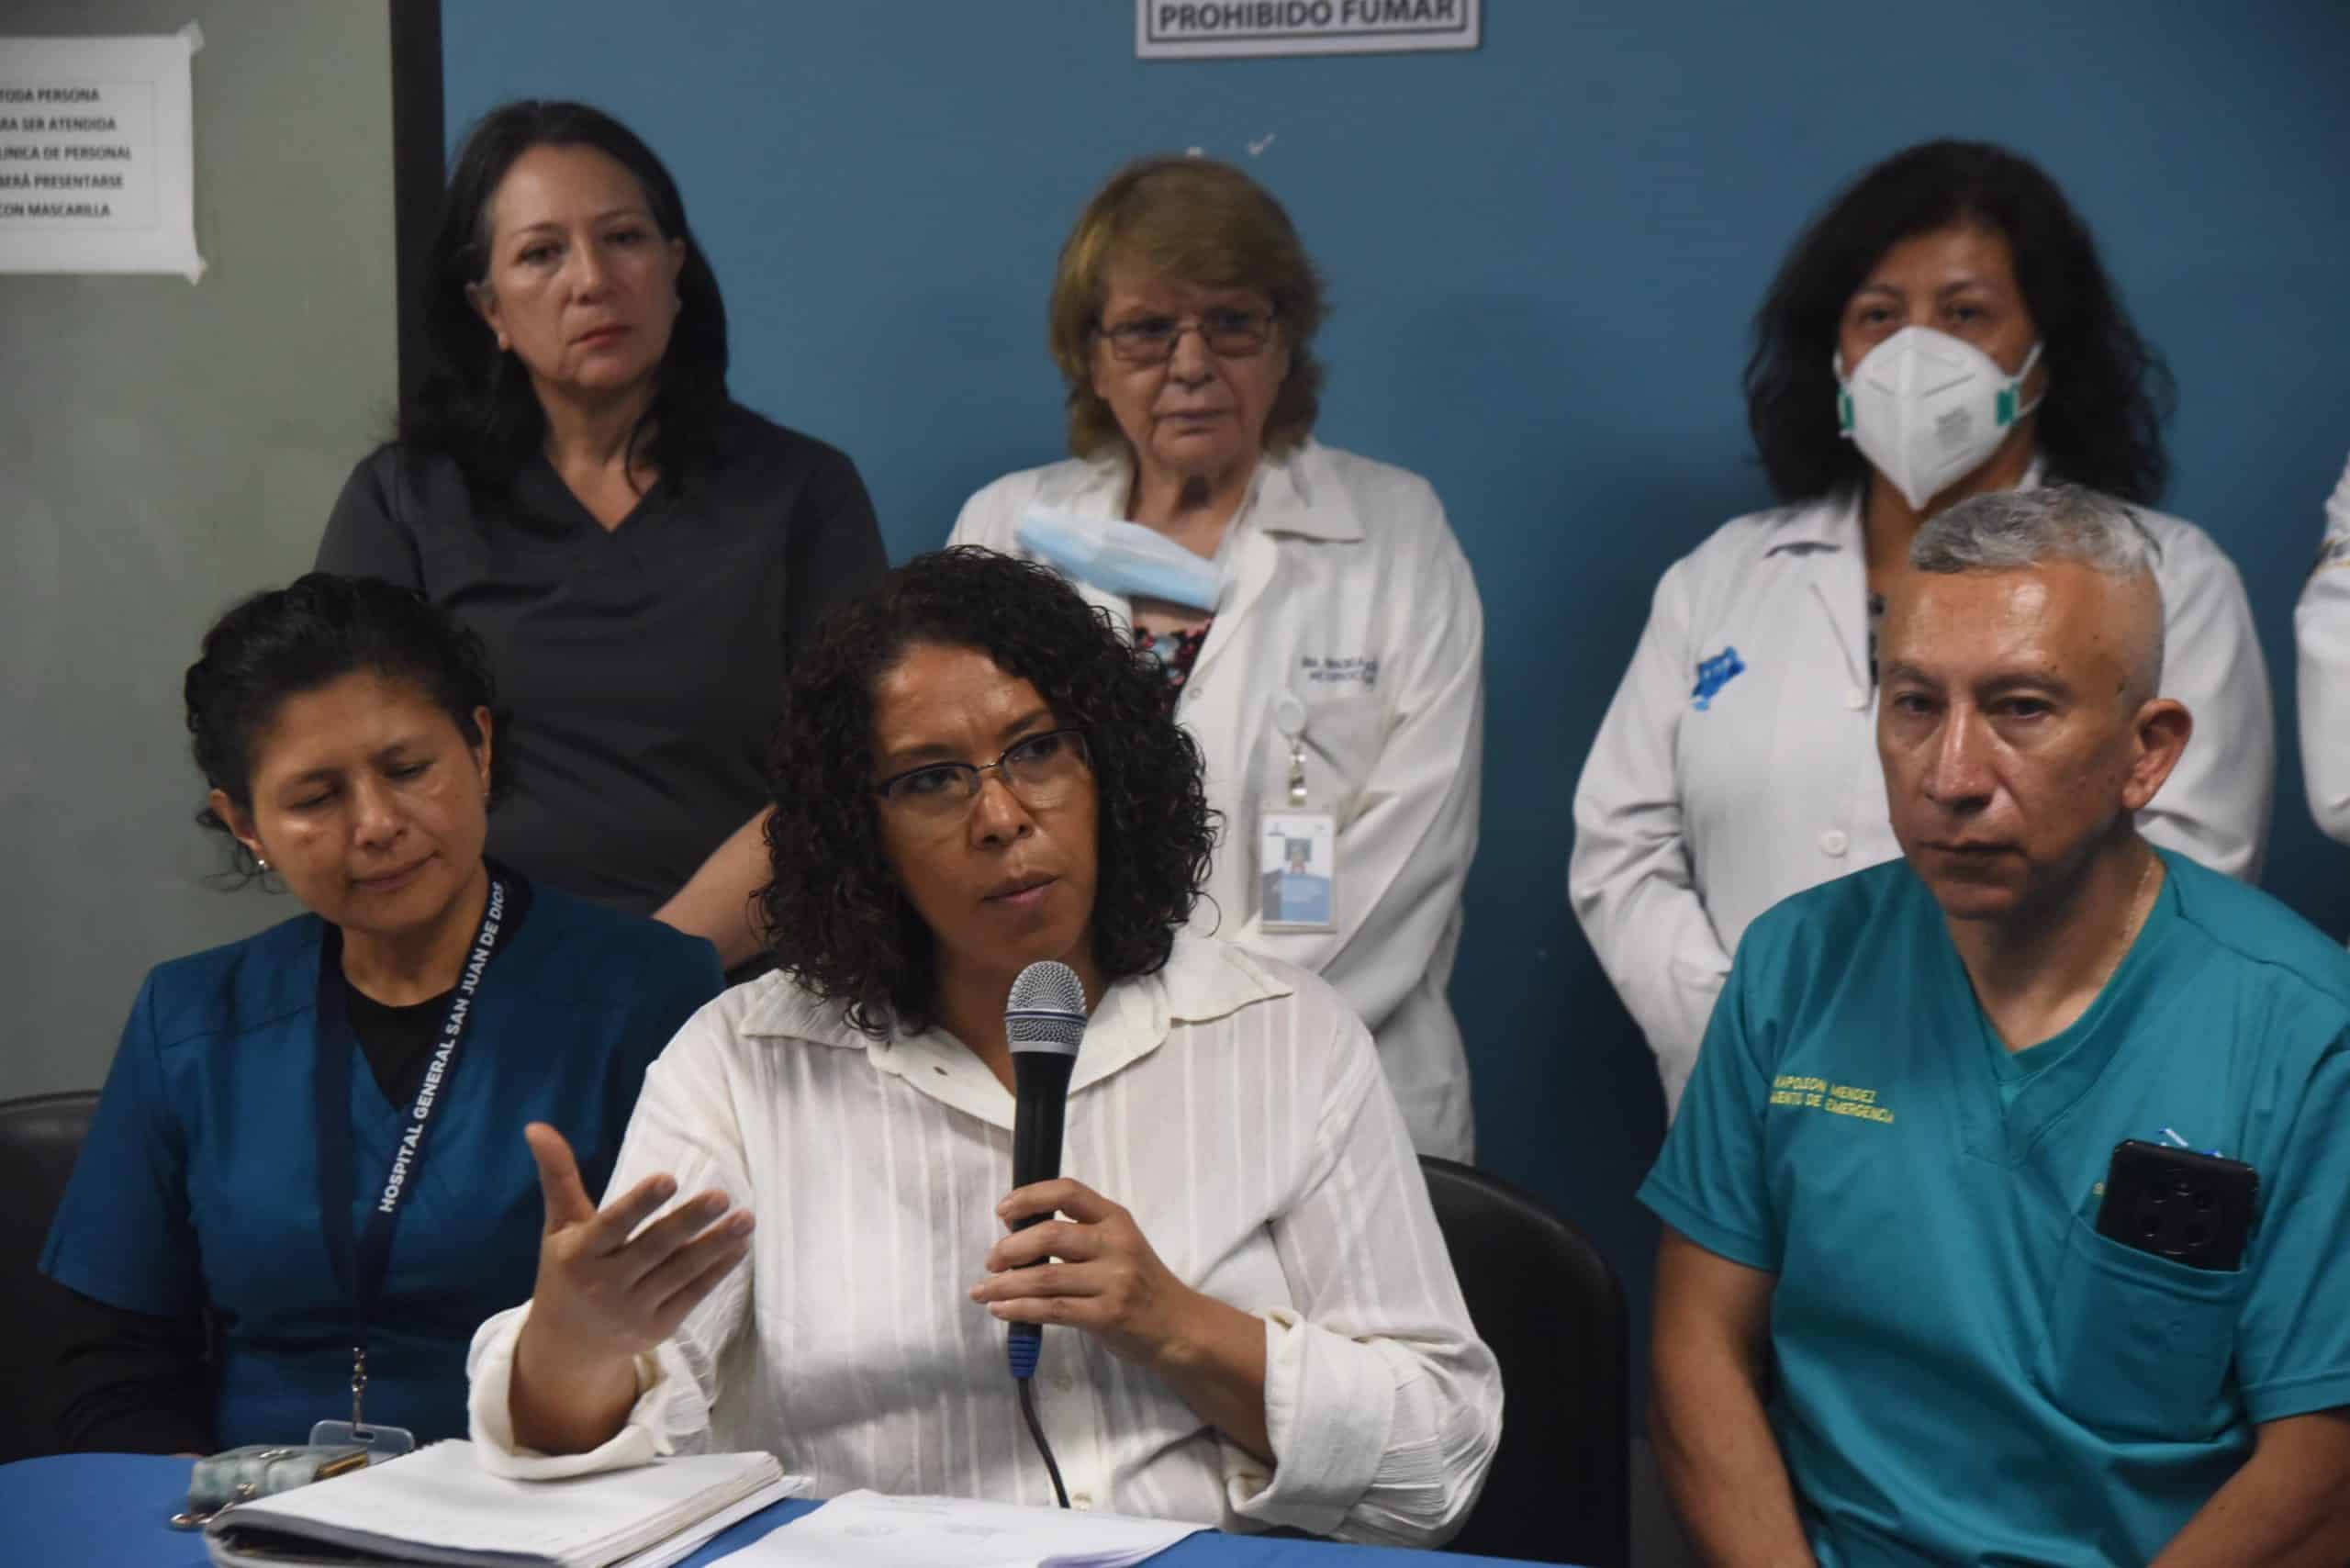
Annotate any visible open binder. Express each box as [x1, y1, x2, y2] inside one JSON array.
[[201, 1440, 802, 1568]]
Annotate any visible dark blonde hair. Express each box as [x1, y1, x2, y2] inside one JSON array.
[[1046, 155, 1327, 460]]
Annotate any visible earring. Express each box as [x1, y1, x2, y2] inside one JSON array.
[[255, 856, 271, 872]]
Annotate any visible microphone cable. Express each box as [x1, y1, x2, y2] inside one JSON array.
[[1014, 1367, 1071, 1509]]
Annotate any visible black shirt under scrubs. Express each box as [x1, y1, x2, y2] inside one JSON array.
[[319, 403, 885, 915]]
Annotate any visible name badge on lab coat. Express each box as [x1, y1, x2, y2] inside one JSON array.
[[1260, 693, 1337, 932]]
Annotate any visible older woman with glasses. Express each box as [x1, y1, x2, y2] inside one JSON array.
[[948, 155, 1484, 1161], [464, 548, 1500, 1544]]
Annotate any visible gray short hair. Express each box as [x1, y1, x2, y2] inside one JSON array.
[[1910, 485, 2165, 689], [1910, 485, 2161, 577]]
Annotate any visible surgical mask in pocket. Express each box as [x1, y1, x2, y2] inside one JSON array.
[[1015, 507, 1224, 612]]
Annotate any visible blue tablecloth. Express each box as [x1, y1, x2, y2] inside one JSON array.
[[0, 1453, 1528, 1567]]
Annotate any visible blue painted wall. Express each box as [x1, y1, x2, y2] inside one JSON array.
[[443, 1, 2350, 1371]]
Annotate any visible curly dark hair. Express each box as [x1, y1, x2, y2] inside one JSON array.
[[185, 573, 513, 881], [400, 100, 731, 510], [1745, 140, 2175, 506], [759, 548, 1215, 1036]]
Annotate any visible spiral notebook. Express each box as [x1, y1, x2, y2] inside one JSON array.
[[201, 1440, 803, 1568]]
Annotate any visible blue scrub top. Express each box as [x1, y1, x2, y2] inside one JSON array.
[[1642, 850, 2350, 1566], [41, 878, 723, 1448]]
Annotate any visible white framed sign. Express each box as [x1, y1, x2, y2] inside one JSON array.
[[1137, 0, 1479, 61], [0, 24, 206, 282]]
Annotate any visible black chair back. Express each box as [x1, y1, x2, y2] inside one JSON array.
[[1421, 1156, 1629, 1566], [0, 1090, 100, 1462]]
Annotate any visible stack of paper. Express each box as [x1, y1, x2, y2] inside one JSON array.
[[716, 1490, 1205, 1568], [203, 1440, 803, 1568]]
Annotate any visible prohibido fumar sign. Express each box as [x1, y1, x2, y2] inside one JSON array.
[[1136, 0, 1480, 60]]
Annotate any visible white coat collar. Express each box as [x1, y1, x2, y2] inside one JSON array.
[[1762, 487, 1863, 556], [730, 935, 1293, 1132], [1762, 454, 2050, 556], [1030, 440, 1362, 544]]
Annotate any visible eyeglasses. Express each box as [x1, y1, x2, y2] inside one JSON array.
[[1094, 308, 1277, 365], [872, 729, 1092, 821]]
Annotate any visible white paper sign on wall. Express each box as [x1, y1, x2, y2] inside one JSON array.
[[0, 24, 206, 282], [1137, 0, 1479, 61]]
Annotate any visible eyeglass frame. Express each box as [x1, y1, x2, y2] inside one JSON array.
[[1091, 305, 1281, 365], [870, 727, 1093, 814]]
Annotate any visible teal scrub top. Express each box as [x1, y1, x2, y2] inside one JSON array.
[[41, 879, 723, 1447], [1641, 850, 2350, 1566]]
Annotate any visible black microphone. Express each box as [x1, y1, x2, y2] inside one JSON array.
[[1004, 958, 1086, 1380]]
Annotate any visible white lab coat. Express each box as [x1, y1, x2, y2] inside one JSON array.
[[1571, 471, 2274, 1117], [950, 439, 1483, 1159], [2295, 454, 2350, 846]]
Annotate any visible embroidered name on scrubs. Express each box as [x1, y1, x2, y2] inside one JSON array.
[[1767, 1075, 1897, 1125], [1691, 646, 1745, 711]]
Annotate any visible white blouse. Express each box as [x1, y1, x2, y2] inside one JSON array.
[[466, 935, 1501, 1547]]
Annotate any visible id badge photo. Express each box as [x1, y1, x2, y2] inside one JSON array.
[[1259, 808, 1338, 933]]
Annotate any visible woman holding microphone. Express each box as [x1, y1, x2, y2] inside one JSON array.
[[464, 550, 1499, 1542]]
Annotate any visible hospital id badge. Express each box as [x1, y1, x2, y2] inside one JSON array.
[[308, 1348, 414, 1457], [308, 1419, 415, 1458], [1259, 811, 1337, 932]]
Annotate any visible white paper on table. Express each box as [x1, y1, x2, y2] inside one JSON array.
[[714, 1490, 1204, 1568]]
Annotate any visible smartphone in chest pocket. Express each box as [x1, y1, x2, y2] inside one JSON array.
[[2095, 1139, 2259, 1271]]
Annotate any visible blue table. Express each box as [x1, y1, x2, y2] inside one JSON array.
[[0, 1454, 1529, 1567]]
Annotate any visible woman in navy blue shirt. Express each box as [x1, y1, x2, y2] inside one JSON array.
[[40, 574, 722, 1451]]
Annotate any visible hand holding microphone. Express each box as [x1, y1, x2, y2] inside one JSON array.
[[973, 1175, 1204, 1373], [973, 959, 1216, 1378]]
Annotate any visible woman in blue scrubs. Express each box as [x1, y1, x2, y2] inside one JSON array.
[[39, 574, 723, 1453]]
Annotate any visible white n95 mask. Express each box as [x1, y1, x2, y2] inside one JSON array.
[[1835, 327, 2044, 511]]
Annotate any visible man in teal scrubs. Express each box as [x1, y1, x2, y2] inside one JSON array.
[[1642, 487, 2350, 1565]]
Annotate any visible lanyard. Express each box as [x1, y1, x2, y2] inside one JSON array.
[[312, 875, 516, 1423]]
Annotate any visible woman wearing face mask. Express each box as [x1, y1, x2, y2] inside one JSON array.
[[39, 575, 722, 1453], [948, 155, 1483, 1160], [1571, 140, 2272, 1118], [320, 102, 885, 972]]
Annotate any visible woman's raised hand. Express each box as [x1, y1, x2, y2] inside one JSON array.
[[521, 1122, 752, 1358], [507, 1123, 752, 1453]]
